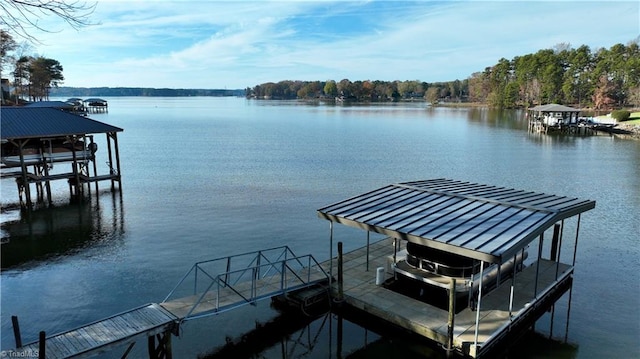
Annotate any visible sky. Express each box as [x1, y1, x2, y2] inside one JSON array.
[[7, 0, 640, 89]]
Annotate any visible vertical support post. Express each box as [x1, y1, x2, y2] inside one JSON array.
[[329, 222, 334, 285], [282, 260, 287, 290], [11, 316, 22, 348], [147, 334, 155, 358], [549, 304, 555, 338], [366, 231, 370, 272], [337, 242, 344, 302], [447, 279, 456, 357], [534, 234, 544, 298], [18, 140, 32, 208], [550, 223, 561, 261], [393, 238, 397, 263], [473, 261, 485, 353], [509, 252, 517, 319], [38, 331, 45, 359], [572, 214, 582, 266], [106, 133, 115, 190], [555, 220, 564, 279], [336, 312, 343, 359], [147, 331, 173, 359], [564, 286, 574, 343], [113, 132, 123, 190]]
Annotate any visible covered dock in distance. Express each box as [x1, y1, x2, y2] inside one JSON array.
[[1, 107, 123, 208], [527, 104, 590, 134], [84, 98, 108, 113], [317, 179, 595, 357]]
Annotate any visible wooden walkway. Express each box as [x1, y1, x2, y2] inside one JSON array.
[[160, 268, 328, 319], [8, 258, 328, 358], [324, 237, 573, 358], [12, 304, 177, 359]]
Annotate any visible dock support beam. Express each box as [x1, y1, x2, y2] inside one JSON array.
[[147, 331, 172, 359]]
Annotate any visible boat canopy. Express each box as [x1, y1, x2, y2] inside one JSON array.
[[317, 179, 595, 264], [529, 104, 580, 113], [1, 107, 122, 140]]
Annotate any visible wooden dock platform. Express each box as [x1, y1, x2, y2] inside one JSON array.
[[323, 237, 573, 357], [11, 304, 177, 359], [7, 248, 329, 358]]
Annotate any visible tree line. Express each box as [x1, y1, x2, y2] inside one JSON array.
[[247, 39, 639, 109], [50, 87, 244, 97], [1, 29, 64, 103]]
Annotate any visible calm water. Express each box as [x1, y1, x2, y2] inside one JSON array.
[[1, 97, 639, 358]]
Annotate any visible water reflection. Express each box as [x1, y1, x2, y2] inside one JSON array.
[[0, 193, 125, 269], [199, 304, 578, 359], [466, 107, 527, 129]]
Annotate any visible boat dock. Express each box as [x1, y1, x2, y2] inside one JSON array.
[[317, 179, 595, 357], [1, 107, 123, 208], [322, 237, 573, 357], [7, 246, 329, 359], [6, 179, 595, 358]]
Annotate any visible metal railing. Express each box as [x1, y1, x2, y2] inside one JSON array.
[[162, 246, 329, 320]]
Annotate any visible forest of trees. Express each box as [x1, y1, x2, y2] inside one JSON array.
[[247, 39, 640, 110]]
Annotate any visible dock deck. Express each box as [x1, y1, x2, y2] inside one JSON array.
[[8, 248, 329, 359], [11, 304, 177, 359], [325, 237, 573, 357]]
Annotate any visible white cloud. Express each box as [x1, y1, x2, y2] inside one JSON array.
[[19, 0, 639, 88]]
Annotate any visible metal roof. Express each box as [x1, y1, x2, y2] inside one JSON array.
[[317, 179, 595, 264], [24, 101, 74, 109], [530, 104, 580, 113], [1, 107, 123, 140]]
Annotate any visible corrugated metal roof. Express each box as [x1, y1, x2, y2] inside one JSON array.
[[317, 179, 595, 264], [1, 107, 122, 140], [530, 104, 580, 113]]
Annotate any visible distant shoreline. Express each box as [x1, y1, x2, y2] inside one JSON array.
[[50, 87, 245, 97]]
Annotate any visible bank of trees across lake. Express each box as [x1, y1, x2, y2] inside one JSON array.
[[247, 40, 640, 109]]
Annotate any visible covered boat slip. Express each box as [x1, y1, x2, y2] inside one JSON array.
[[317, 179, 595, 357], [1, 107, 123, 207], [324, 238, 573, 357]]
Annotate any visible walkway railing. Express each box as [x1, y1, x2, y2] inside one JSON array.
[[161, 246, 329, 321]]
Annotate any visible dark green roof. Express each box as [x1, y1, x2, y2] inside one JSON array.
[[1, 107, 123, 140]]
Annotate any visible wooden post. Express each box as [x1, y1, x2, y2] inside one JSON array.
[[447, 279, 456, 357], [337, 242, 344, 302], [147, 334, 155, 358], [11, 315, 22, 348], [38, 331, 45, 359]]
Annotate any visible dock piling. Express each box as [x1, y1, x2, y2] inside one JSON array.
[[337, 242, 344, 302], [11, 316, 22, 348], [447, 279, 456, 357], [38, 331, 45, 359]]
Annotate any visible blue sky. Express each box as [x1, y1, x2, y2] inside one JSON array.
[[18, 0, 640, 89]]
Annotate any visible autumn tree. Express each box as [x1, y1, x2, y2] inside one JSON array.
[[324, 80, 337, 97]]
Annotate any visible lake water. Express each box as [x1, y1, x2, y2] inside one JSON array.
[[1, 97, 639, 358]]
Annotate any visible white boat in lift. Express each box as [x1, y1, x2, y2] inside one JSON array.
[[392, 241, 527, 310], [1, 139, 96, 167]]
